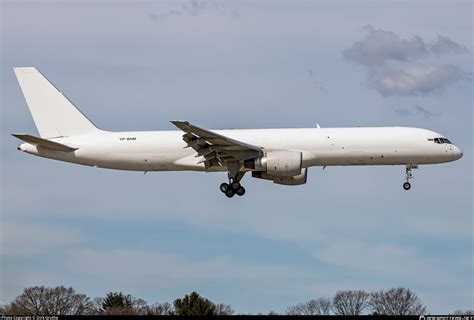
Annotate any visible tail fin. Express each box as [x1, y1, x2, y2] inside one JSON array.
[[13, 67, 101, 138]]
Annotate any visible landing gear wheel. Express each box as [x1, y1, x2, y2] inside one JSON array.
[[403, 182, 411, 190], [231, 181, 241, 190], [225, 188, 235, 198], [236, 186, 246, 196], [220, 183, 229, 193]]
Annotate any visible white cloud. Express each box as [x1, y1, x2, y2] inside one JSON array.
[[343, 25, 428, 66], [343, 25, 470, 96], [429, 35, 469, 55], [368, 64, 468, 96]]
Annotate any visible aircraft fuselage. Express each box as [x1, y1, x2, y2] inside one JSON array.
[[18, 126, 463, 172]]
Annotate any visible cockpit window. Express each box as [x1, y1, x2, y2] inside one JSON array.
[[430, 137, 452, 144]]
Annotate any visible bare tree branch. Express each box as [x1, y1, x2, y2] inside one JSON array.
[[286, 297, 332, 315], [368, 288, 427, 315], [332, 290, 369, 315], [148, 302, 175, 315], [214, 303, 234, 315]]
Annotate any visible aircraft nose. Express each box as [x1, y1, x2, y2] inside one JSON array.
[[452, 145, 463, 160]]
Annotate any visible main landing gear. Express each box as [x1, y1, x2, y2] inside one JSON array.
[[220, 162, 246, 198], [220, 180, 246, 198], [403, 164, 417, 190]]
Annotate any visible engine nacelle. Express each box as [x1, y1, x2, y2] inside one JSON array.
[[244, 150, 303, 177], [252, 168, 308, 186]]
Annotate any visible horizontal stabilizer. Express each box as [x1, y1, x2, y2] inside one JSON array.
[[12, 134, 78, 152]]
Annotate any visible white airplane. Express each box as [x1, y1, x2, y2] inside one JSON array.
[[13, 67, 463, 197]]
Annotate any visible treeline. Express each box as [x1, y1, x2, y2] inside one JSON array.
[[0, 286, 472, 315], [0, 288, 229, 316]]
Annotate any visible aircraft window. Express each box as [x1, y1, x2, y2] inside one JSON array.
[[433, 138, 452, 144]]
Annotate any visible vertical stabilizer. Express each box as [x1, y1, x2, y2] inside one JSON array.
[[13, 67, 100, 138]]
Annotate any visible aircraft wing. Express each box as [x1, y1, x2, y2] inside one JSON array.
[[170, 120, 263, 169]]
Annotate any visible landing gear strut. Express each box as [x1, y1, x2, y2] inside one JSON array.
[[219, 162, 246, 197], [403, 164, 417, 190]]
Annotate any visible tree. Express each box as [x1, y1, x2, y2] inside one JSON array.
[[214, 303, 234, 315], [91, 297, 104, 314], [332, 290, 369, 315], [173, 292, 216, 316], [286, 297, 332, 315], [6, 286, 94, 315], [1, 302, 29, 315], [148, 302, 175, 315], [131, 298, 150, 315], [100, 291, 134, 315], [368, 288, 426, 315]]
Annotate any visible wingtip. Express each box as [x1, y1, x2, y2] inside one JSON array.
[[170, 120, 188, 123], [170, 120, 190, 127]]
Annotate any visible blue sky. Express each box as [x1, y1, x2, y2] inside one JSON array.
[[1, 0, 472, 314]]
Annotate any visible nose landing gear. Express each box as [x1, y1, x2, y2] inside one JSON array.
[[403, 164, 417, 190]]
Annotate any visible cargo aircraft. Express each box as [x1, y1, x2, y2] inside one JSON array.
[[12, 68, 463, 197]]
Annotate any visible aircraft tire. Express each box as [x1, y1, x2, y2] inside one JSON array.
[[403, 182, 411, 190], [225, 188, 235, 198], [236, 186, 246, 196], [231, 181, 241, 190], [220, 183, 229, 193]]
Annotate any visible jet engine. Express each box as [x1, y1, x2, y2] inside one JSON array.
[[244, 150, 307, 185], [244, 150, 302, 176]]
